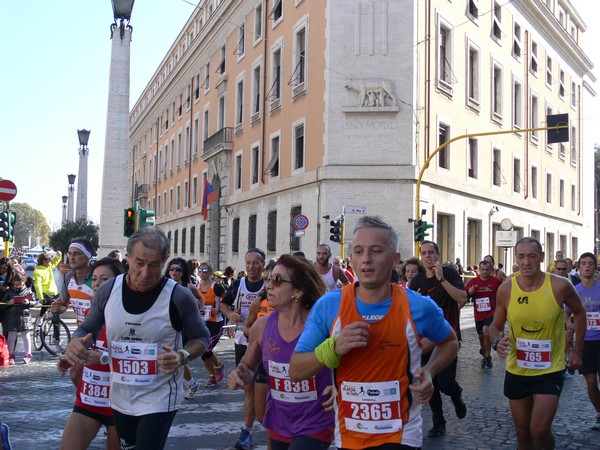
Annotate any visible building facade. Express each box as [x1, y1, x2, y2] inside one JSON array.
[[128, 0, 595, 270]]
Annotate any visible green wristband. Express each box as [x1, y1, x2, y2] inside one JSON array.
[[315, 336, 341, 369]]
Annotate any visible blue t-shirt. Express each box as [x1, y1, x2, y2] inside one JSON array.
[[295, 287, 452, 352], [575, 281, 600, 341]]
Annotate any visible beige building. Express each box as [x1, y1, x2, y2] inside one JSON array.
[[128, 0, 595, 270]]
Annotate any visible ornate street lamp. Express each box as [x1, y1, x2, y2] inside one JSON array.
[[67, 174, 76, 222], [76, 129, 91, 220], [62, 195, 68, 225], [111, 0, 135, 39]]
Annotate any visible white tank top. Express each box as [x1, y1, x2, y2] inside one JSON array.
[[105, 275, 183, 415], [321, 264, 337, 291]]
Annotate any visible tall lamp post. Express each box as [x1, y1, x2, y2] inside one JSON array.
[[62, 195, 68, 225], [98, 0, 135, 257], [67, 174, 76, 222], [76, 129, 91, 220]]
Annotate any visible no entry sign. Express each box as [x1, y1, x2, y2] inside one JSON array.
[[0, 180, 17, 202]]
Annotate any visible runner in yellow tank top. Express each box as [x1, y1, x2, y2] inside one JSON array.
[[490, 237, 586, 450]]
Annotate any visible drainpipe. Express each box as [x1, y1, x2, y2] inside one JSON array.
[[260, 0, 269, 185]]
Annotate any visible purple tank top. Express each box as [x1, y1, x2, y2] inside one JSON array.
[[575, 281, 600, 341], [261, 311, 335, 437]]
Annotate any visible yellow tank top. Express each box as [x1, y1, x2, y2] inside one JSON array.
[[507, 273, 565, 376]]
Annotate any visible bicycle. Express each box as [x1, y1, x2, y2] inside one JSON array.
[[32, 301, 71, 356]]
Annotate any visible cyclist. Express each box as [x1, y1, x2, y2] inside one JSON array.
[[59, 257, 124, 450]]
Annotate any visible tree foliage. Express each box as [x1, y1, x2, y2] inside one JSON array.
[[8, 202, 51, 248], [48, 218, 99, 255]]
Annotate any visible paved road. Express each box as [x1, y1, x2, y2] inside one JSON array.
[[1, 305, 599, 449]]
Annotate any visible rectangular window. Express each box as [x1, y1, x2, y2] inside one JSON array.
[[193, 118, 199, 155], [184, 126, 190, 163], [270, 0, 282, 22], [232, 218, 240, 253], [531, 166, 538, 199], [193, 176, 198, 205], [267, 210, 277, 252], [177, 132, 182, 166], [218, 44, 226, 75], [252, 64, 261, 115], [174, 230, 179, 254], [236, 23, 245, 57], [530, 41, 538, 74], [199, 224, 205, 253], [513, 22, 522, 58], [559, 179, 565, 207], [169, 188, 173, 213], [181, 228, 186, 254], [493, 148, 501, 187], [438, 20, 453, 92], [270, 48, 282, 101], [203, 109, 209, 141], [236, 79, 244, 126], [492, 1, 502, 41], [204, 62, 211, 91], [218, 96, 226, 129], [531, 93, 539, 141], [571, 81, 577, 108], [467, 43, 480, 106], [163, 192, 167, 215], [294, 123, 305, 170], [176, 185, 181, 210], [235, 154, 242, 189], [468, 0, 479, 21], [546, 57, 553, 86], [438, 122, 450, 169], [571, 125, 577, 164], [546, 104, 553, 152], [184, 180, 189, 208], [170, 139, 175, 171], [254, 3, 263, 41], [492, 63, 502, 119], [267, 135, 280, 176], [292, 27, 306, 87], [546, 173, 552, 203], [513, 78, 522, 129], [248, 214, 257, 248], [289, 206, 301, 251], [513, 158, 521, 193], [251, 145, 259, 185], [468, 138, 478, 179], [571, 184, 576, 211], [559, 70, 566, 97], [190, 226, 195, 253]]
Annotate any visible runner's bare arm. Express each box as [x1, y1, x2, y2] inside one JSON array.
[[489, 281, 510, 357], [421, 329, 459, 379], [289, 350, 325, 382]]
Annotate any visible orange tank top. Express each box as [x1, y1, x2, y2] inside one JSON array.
[[200, 283, 220, 323], [332, 284, 420, 449], [257, 298, 274, 318]]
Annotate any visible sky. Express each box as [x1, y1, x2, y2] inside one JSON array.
[[1, 0, 599, 231]]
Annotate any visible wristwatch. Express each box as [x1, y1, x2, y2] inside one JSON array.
[[438, 276, 446, 283], [177, 348, 190, 366]]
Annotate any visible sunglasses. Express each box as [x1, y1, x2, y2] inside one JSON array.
[[265, 274, 292, 288], [169, 267, 183, 272], [555, 267, 568, 271], [199, 268, 210, 273]]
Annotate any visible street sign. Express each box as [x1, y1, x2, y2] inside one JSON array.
[[0, 180, 17, 202], [294, 230, 305, 237], [547, 113, 569, 144], [344, 205, 367, 214], [293, 214, 309, 230], [495, 231, 518, 247]]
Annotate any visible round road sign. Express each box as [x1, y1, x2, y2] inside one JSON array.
[[293, 214, 309, 230], [0, 180, 17, 202]]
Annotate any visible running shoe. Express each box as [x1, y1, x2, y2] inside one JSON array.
[[592, 414, 600, 431], [234, 428, 252, 450], [451, 393, 467, 419], [214, 363, 225, 383], [8, 356, 15, 366], [427, 423, 446, 438], [205, 376, 217, 388], [1, 422, 11, 450], [485, 356, 493, 369], [184, 380, 201, 399], [23, 354, 31, 365], [480, 358, 486, 369]]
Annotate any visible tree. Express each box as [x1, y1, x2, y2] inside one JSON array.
[[49, 218, 99, 255], [8, 202, 51, 248]]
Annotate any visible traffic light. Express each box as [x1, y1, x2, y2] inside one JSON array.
[[414, 219, 433, 243], [137, 209, 155, 229], [8, 211, 16, 243], [123, 208, 136, 237], [330, 216, 344, 243], [0, 211, 8, 240]]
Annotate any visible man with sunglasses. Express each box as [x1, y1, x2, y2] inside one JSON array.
[[221, 248, 266, 450], [555, 259, 581, 286]]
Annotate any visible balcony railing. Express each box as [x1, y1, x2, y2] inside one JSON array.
[[203, 127, 233, 156]]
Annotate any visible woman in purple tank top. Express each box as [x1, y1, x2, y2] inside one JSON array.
[[228, 254, 334, 450]]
